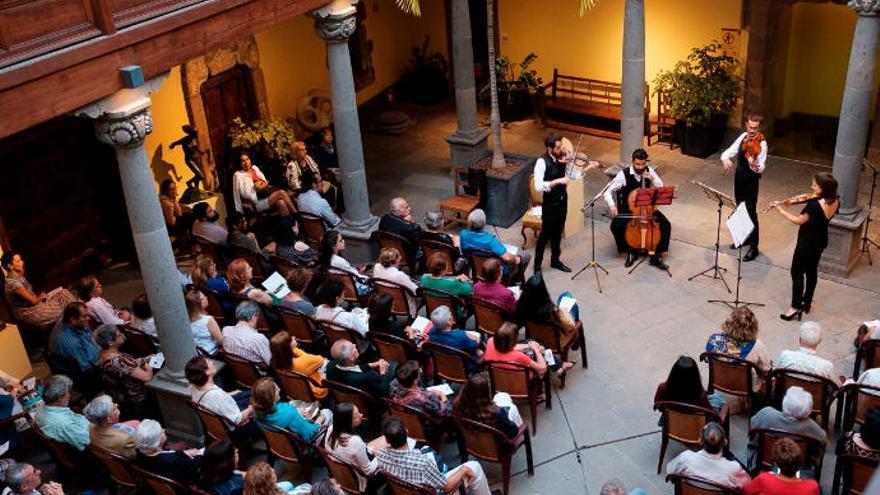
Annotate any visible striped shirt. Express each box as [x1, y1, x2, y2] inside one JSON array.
[[221, 323, 271, 366]]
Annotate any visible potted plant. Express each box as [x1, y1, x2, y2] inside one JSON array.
[[654, 42, 741, 158], [396, 36, 449, 106], [481, 53, 543, 122]]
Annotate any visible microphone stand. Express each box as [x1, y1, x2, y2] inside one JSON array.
[[572, 181, 612, 293], [688, 189, 731, 293], [859, 159, 879, 265], [708, 245, 764, 309]]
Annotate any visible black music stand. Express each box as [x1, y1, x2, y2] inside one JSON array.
[[708, 204, 764, 309], [859, 158, 879, 265], [572, 182, 612, 292], [627, 186, 675, 276], [688, 181, 735, 292]]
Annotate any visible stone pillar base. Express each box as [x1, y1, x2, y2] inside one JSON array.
[[147, 372, 204, 445], [820, 207, 869, 278], [447, 128, 490, 169], [339, 215, 380, 241]]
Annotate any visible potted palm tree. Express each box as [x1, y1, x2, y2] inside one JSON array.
[[480, 53, 543, 122], [654, 42, 741, 158]]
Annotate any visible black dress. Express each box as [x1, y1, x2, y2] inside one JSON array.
[[790, 199, 833, 310]]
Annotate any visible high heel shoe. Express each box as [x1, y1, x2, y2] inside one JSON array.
[[780, 309, 803, 321], [803, 304, 811, 314]]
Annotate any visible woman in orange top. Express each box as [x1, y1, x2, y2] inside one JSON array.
[[268, 331, 327, 399]]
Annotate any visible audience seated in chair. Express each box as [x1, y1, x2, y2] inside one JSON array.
[[250, 377, 328, 443], [274, 217, 318, 268], [33, 375, 91, 451], [427, 306, 482, 373], [74, 275, 130, 325], [221, 301, 272, 367], [191, 255, 230, 294], [269, 331, 327, 400], [285, 140, 322, 192], [314, 280, 369, 338], [95, 324, 155, 417], [453, 372, 522, 439], [516, 273, 579, 368], [368, 292, 410, 340], [837, 405, 880, 461], [227, 211, 266, 254], [2, 251, 77, 329], [666, 421, 750, 489], [129, 294, 157, 338], [3, 463, 65, 495], [473, 258, 517, 316], [322, 403, 382, 493], [192, 202, 229, 246], [599, 478, 647, 495], [48, 302, 99, 373], [297, 169, 341, 229], [373, 248, 419, 319], [313, 127, 339, 171], [747, 386, 826, 472], [159, 179, 193, 239], [743, 437, 819, 495], [83, 394, 138, 460], [319, 230, 371, 296], [232, 151, 296, 217], [376, 416, 495, 495], [420, 254, 472, 324], [135, 419, 202, 485], [198, 440, 244, 495], [705, 306, 772, 400], [460, 209, 530, 284], [389, 360, 452, 417], [279, 267, 317, 316], [774, 321, 837, 383], [485, 322, 547, 380], [655, 356, 726, 416], [378, 197, 422, 261], [326, 340, 396, 397], [185, 288, 223, 355], [422, 211, 459, 248], [227, 259, 272, 306], [186, 356, 254, 433], [243, 461, 314, 495]]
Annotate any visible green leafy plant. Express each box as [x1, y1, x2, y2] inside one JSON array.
[[653, 42, 741, 127], [227, 117, 296, 163], [407, 36, 448, 77], [481, 53, 543, 97]]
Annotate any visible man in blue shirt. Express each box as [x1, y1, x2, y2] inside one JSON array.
[[49, 302, 99, 372], [426, 305, 482, 372], [296, 169, 341, 228], [460, 208, 530, 283]]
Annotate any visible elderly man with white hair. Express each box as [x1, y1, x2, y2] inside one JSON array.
[[83, 394, 137, 459], [325, 340, 397, 397], [774, 321, 837, 382], [135, 419, 202, 485], [3, 463, 64, 495], [746, 386, 827, 471], [426, 305, 482, 372], [599, 479, 647, 495], [378, 197, 423, 268], [459, 209, 530, 283], [32, 375, 91, 451]]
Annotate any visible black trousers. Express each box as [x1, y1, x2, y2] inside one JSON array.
[[534, 201, 567, 267], [790, 247, 823, 310], [610, 210, 671, 255], [734, 169, 760, 248]]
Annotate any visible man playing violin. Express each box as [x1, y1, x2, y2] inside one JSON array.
[[533, 133, 601, 272], [604, 148, 671, 270], [721, 114, 767, 262]]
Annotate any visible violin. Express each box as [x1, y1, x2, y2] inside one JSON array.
[[623, 168, 662, 254], [560, 136, 603, 177], [761, 192, 819, 213], [742, 132, 765, 173]]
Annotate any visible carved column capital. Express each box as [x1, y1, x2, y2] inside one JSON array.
[[312, 10, 357, 43], [849, 0, 880, 15], [94, 107, 153, 149]]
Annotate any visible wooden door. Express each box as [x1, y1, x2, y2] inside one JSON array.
[[201, 65, 256, 186]]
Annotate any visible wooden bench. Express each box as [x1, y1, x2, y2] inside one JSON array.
[[538, 69, 649, 139]]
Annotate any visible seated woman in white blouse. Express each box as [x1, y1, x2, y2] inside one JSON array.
[[318, 230, 372, 296], [231, 151, 296, 216], [313, 280, 369, 338], [371, 248, 418, 319], [323, 403, 382, 492]]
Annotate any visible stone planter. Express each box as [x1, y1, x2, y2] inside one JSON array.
[[469, 151, 532, 228]]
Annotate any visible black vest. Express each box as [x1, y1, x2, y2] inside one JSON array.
[[736, 137, 762, 179], [541, 153, 567, 206], [616, 167, 653, 214]]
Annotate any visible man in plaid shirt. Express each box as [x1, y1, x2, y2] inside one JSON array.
[[376, 417, 496, 495]]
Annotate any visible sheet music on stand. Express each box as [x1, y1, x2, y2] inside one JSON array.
[[694, 181, 736, 210], [727, 203, 755, 249]]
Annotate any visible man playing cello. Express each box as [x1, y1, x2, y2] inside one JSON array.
[[604, 148, 671, 270]]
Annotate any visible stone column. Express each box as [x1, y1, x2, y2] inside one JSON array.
[[822, 0, 879, 277], [619, 0, 645, 168], [446, 0, 489, 168], [76, 74, 201, 442], [312, 1, 378, 239]]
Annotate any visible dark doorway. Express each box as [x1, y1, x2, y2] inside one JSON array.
[[0, 116, 131, 287], [201, 65, 258, 186], [469, 0, 492, 83]]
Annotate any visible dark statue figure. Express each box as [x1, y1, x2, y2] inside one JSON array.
[[170, 125, 211, 203]]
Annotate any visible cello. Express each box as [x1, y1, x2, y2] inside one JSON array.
[[623, 170, 662, 256]]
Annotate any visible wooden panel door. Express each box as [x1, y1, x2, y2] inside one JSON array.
[[201, 65, 256, 187]]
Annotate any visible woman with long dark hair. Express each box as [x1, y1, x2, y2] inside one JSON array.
[[199, 440, 243, 495], [268, 331, 327, 399], [453, 372, 520, 438], [231, 151, 296, 217], [766, 172, 839, 320], [318, 230, 371, 296], [654, 356, 725, 417], [323, 403, 379, 492]]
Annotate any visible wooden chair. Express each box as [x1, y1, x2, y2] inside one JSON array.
[[833, 452, 879, 495], [269, 255, 301, 278], [383, 398, 448, 446], [524, 318, 587, 387], [439, 166, 481, 229], [277, 307, 321, 348], [649, 88, 677, 149], [275, 368, 322, 403], [298, 211, 327, 248], [317, 319, 366, 349], [750, 428, 825, 481], [324, 379, 384, 424], [89, 444, 139, 491], [653, 401, 729, 474], [838, 383, 880, 432], [371, 331, 418, 365], [700, 351, 765, 414], [420, 286, 472, 326], [383, 471, 466, 495], [130, 463, 209, 495], [201, 288, 228, 325], [853, 339, 880, 379], [665, 474, 738, 495], [317, 446, 376, 495], [465, 247, 508, 284], [485, 360, 551, 434], [231, 246, 268, 278], [472, 297, 514, 337], [193, 238, 228, 270], [220, 351, 267, 389], [372, 277, 419, 322], [766, 367, 840, 433], [223, 292, 271, 332], [520, 173, 542, 248], [326, 267, 370, 307], [256, 420, 318, 482], [422, 340, 479, 385], [455, 416, 534, 495], [32, 419, 94, 480], [187, 399, 235, 443], [419, 238, 459, 276], [119, 324, 158, 357], [373, 230, 417, 273]]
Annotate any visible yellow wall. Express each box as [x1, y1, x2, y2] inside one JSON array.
[[144, 66, 193, 192], [497, 0, 743, 112]]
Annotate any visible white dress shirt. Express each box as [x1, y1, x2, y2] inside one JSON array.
[[533, 155, 580, 193], [86, 297, 126, 325], [603, 165, 663, 209], [232, 166, 270, 213], [774, 347, 836, 382], [720, 132, 768, 173], [667, 449, 751, 489]]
